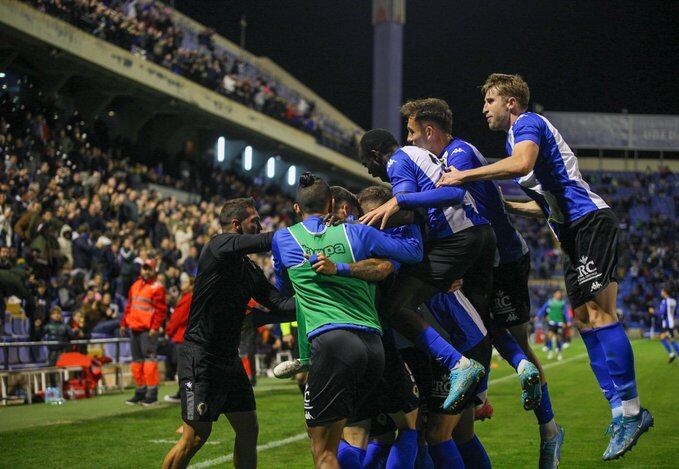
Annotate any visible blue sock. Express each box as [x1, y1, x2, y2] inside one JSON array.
[[672, 341, 679, 355], [338, 440, 365, 469], [386, 429, 418, 469], [364, 442, 390, 469], [415, 444, 435, 469], [557, 339, 563, 352], [428, 439, 464, 468], [416, 326, 462, 369], [595, 323, 638, 402], [457, 435, 491, 469], [534, 383, 554, 424], [493, 330, 527, 370], [581, 328, 622, 414], [661, 339, 672, 354]]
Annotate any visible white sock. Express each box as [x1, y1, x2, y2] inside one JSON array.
[[621, 397, 640, 417], [611, 406, 623, 419], [517, 359, 530, 374], [453, 356, 471, 370]]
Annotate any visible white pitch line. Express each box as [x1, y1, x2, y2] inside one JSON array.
[[188, 432, 308, 468], [188, 351, 589, 468], [149, 439, 222, 446]]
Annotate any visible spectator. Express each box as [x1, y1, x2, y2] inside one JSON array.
[[163, 273, 193, 403], [43, 306, 83, 385]]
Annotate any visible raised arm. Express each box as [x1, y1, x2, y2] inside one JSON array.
[[437, 141, 539, 187], [348, 223, 423, 265], [211, 231, 275, 258]]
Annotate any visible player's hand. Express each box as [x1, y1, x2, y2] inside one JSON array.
[[436, 166, 465, 187], [359, 197, 400, 230], [282, 334, 294, 348], [149, 329, 158, 338], [119, 327, 126, 337], [448, 278, 463, 292], [310, 253, 338, 275]]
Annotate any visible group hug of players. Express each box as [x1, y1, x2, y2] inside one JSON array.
[[161, 74, 654, 469]]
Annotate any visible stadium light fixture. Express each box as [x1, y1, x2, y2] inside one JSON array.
[[287, 165, 296, 186], [243, 146, 253, 170], [217, 136, 225, 162], [266, 157, 276, 178]]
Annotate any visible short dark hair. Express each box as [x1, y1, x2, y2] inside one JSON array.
[[359, 129, 398, 159], [330, 186, 360, 215], [219, 198, 255, 227], [400, 98, 453, 134], [296, 172, 331, 213], [357, 186, 392, 207]]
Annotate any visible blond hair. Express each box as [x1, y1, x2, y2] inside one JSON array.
[[481, 74, 530, 110]]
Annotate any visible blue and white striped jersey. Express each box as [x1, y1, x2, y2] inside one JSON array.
[[508, 112, 608, 224], [441, 138, 528, 264], [387, 145, 488, 239], [659, 297, 677, 329]]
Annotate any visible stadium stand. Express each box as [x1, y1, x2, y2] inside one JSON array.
[[21, 0, 360, 157]]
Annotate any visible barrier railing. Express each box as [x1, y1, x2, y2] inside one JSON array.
[[0, 338, 130, 371]]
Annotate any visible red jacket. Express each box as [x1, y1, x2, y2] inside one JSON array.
[[165, 291, 192, 344], [121, 277, 167, 332]]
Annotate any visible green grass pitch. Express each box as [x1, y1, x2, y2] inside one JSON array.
[[1, 339, 677, 468]]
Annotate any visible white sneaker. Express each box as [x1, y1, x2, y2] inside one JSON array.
[[547, 351, 554, 360], [557, 354, 563, 361], [273, 359, 308, 379], [562, 342, 571, 349], [542, 346, 549, 352], [164, 394, 181, 404]]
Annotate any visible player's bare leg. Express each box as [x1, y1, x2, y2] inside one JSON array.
[[308, 419, 346, 469], [162, 421, 212, 469], [225, 411, 259, 469]]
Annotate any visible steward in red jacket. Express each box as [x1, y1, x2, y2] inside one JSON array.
[[120, 259, 167, 405]]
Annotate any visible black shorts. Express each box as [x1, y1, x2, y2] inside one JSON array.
[[350, 330, 419, 426], [559, 209, 619, 308], [429, 336, 492, 415], [548, 322, 565, 335], [179, 342, 255, 422], [391, 225, 496, 324], [491, 253, 531, 328], [305, 329, 385, 427], [662, 326, 676, 338]]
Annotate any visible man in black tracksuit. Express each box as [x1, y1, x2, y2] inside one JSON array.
[[162, 198, 294, 469]]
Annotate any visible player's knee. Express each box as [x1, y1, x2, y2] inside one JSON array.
[[425, 416, 454, 445]]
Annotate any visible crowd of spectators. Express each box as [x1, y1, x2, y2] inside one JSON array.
[[0, 77, 676, 372], [0, 81, 292, 354], [23, 0, 359, 156]]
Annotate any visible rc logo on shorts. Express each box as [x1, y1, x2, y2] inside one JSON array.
[[303, 388, 313, 420], [492, 290, 516, 316], [196, 402, 207, 416], [576, 256, 601, 285]]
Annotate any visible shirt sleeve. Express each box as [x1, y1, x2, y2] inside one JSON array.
[[347, 223, 423, 265], [659, 299, 667, 319], [536, 301, 549, 319], [446, 146, 479, 171], [395, 186, 466, 209], [387, 153, 418, 195], [512, 115, 542, 147], [252, 263, 296, 318], [271, 230, 294, 296], [210, 232, 275, 259], [150, 284, 168, 331]]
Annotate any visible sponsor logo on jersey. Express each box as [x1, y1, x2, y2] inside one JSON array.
[[387, 159, 396, 170], [301, 243, 346, 258], [450, 147, 465, 154], [577, 256, 602, 285], [590, 281, 602, 292]]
